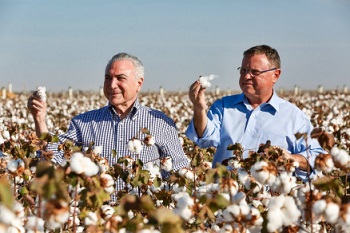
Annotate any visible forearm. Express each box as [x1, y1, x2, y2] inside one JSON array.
[[34, 116, 49, 138], [193, 108, 207, 138]]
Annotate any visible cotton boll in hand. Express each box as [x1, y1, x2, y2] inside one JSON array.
[[33, 86, 47, 102], [198, 74, 218, 88]]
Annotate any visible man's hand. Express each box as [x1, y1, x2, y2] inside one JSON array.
[[189, 80, 208, 111], [188, 80, 209, 138], [281, 148, 310, 172], [27, 92, 48, 137], [27, 93, 47, 120]]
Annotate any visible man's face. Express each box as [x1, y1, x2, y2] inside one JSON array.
[[239, 54, 280, 101], [104, 60, 143, 111]]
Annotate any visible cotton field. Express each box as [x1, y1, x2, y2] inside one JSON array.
[[0, 88, 350, 233]]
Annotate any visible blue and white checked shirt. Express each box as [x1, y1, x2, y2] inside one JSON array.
[[186, 91, 325, 180], [48, 99, 188, 193]]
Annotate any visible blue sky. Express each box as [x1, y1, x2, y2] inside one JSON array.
[[1, 0, 349, 93]]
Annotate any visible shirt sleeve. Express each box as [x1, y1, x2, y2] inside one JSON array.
[[185, 99, 223, 148], [48, 118, 82, 165], [158, 121, 189, 173]]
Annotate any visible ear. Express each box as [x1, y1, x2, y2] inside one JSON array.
[[136, 77, 144, 91], [272, 69, 281, 84]]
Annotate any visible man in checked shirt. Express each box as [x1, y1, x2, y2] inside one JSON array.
[[27, 53, 189, 201]]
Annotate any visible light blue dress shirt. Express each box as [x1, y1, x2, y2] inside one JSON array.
[[186, 91, 325, 180]]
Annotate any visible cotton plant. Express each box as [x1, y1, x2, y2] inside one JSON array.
[[1, 90, 350, 232]]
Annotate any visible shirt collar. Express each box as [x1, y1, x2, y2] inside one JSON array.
[[240, 90, 280, 112], [108, 98, 140, 119], [266, 90, 280, 112]]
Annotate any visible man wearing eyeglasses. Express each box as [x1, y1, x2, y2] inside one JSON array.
[[186, 44, 325, 181]]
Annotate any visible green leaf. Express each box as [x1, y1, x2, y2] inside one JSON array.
[[0, 178, 14, 209]]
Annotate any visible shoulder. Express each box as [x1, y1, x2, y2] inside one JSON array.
[[278, 97, 309, 119], [72, 106, 109, 121], [138, 105, 175, 124], [213, 93, 244, 107]]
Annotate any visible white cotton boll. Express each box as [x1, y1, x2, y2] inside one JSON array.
[[93, 146, 103, 155], [6, 158, 25, 173], [250, 161, 270, 184], [313, 199, 327, 218], [238, 168, 250, 188], [233, 192, 246, 205], [100, 173, 115, 194], [0, 136, 4, 145], [2, 130, 10, 140], [144, 135, 155, 146], [98, 158, 109, 173], [173, 192, 190, 203], [144, 162, 162, 180], [172, 183, 186, 194], [267, 208, 283, 232], [101, 204, 115, 220], [0, 204, 16, 225], [160, 157, 173, 172], [239, 203, 251, 217], [128, 139, 143, 154], [331, 147, 340, 156], [337, 150, 350, 165], [324, 158, 335, 173], [25, 216, 45, 232], [15, 176, 24, 184], [70, 152, 99, 176], [179, 137, 184, 145], [198, 74, 218, 88], [220, 193, 230, 202], [13, 201, 24, 218], [67, 215, 80, 228], [6, 160, 19, 173], [84, 211, 98, 226], [185, 170, 195, 180], [176, 195, 194, 209], [174, 207, 193, 221], [178, 167, 188, 177], [70, 152, 85, 174], [128, 210, 134, 219], [223, 205, 239, 221], [324, 202, 340, 224], [281, 196, 301, 226], [35, 86, 47, 102]]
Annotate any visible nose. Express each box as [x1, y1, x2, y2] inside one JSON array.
[[109, 77, 119, 88]]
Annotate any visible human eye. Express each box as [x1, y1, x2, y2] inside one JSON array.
[[239, 67, 248, 75], [104, 75, 112, 81], [117, 75, 127, 81], [250, 69, 260, 76]]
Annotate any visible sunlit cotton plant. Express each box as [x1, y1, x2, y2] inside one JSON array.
[[1, 89, 350, 232]]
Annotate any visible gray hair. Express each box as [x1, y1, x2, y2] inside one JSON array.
[[105, 53, 144, 79]]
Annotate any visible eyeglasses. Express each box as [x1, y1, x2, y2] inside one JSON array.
[[237, 67, 277, 76]]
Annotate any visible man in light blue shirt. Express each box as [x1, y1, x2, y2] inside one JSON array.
[[186, 45, 325, 179]]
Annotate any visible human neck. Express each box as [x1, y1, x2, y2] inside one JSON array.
[[246, 92, 273, 109], [112, 104, 133, 119]]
